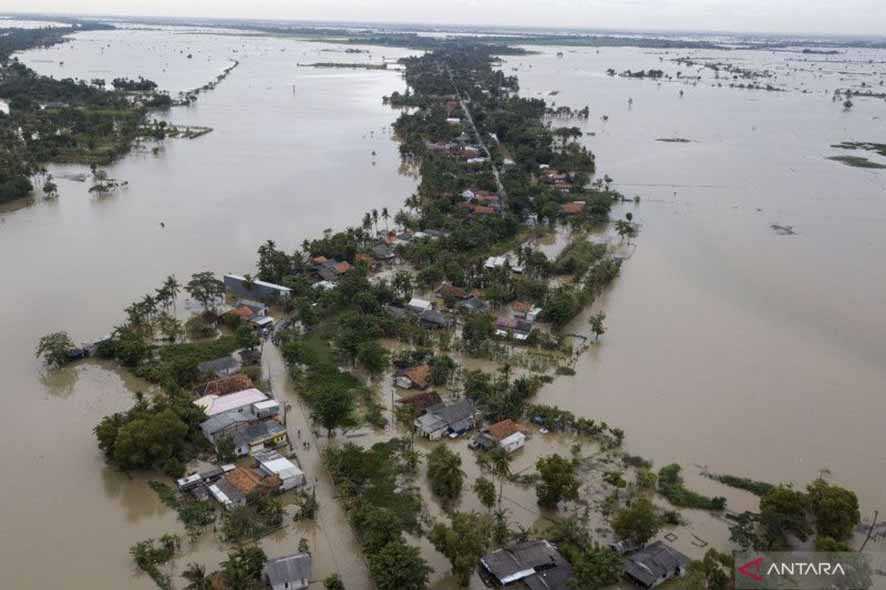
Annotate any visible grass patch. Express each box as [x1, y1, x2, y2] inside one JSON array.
[[658, 464, 726, 511], [706, 473, 774, 497]]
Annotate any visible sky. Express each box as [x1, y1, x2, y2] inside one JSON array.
[[6, 0, 886, 37]]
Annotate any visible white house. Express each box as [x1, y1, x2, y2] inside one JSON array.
[[263, 553, 312, 590], [254, 450, 307, 491]]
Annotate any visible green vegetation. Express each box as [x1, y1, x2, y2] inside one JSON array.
[[130, 534, 181, 590], [324, 441, 429, 589], [611, 497, 661, 546], [426, 445, 465, 502], [94, 391, 208, 476], [430, 511, 493, 587], [221, 493, 285, 543], [827, 155, 886, 169], [707, 472, 775, 496], [549, 516, 623, 589], [657, 464, 726, 511], [148, 481, 217, 539], [473, 477, 497, 510], [535, 453, 580, 508], [35, 330, 77, 367]]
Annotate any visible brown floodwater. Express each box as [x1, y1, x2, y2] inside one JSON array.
[[2, 24, 417, 589], [3, 25, 886, 588]]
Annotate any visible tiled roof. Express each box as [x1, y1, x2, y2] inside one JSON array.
[[486, 419, 522, 441], [224, 466, 280, 496], [196, 374, 254, 397], [402, 365, 431, 388], [397, 391, 443, 412]]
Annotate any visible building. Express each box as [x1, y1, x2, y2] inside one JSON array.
[[560, 201, 586, 215], [254, 450, 306, 491], [192, 374, 254, 397], [196, 355, 241, 378], [195, 388, 272, 419], [208, 478, 246, 510], [420, 309, 453, 329], [396, 391, 443, 415], [371, 243, 395, 261], [623, 542, 689, 588], [477, 419, 526, 453], [415, 399, 475, 440], [436, 283, 469, 301], [223, 466, 281, 498], [228, 420, 289, 457], [263, 553, 312, 590], [458, 296, 490, 314], [224, 274, 292, 302], [406, 297, 433, 314], [495, 318, 535, 341], [395, 365, 431, 390], [479, 540, 573, 590]]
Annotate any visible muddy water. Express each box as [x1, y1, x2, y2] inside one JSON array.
[[504, 46, 886, 514], [0, 26, 416, 589]]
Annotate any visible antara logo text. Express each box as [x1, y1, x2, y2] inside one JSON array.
[[738, 556, 847, 581]]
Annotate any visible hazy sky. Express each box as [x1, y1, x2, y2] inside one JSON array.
[[8, 0, 886, 36]]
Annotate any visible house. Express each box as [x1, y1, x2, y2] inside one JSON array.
[[406, 297, 433, 314], [195, 388, 271, 419], [224, 274, 292, 302], [623, 542, 690, 588], [472, 205, 497, 216], [254, 450, 306, 491], [192, 374, 254, 397], [196, 355, 241, 378], [314, 259, 352, 283], [495, 318, 535, 341], [479, 540, 573, 590], [420, 309, 453, 329], [415, 399, 475, 440], [436, 283, 469, 301], [458, 296, 490, 314], [396, 391, 443, 415], [560, 201, 586, 215], [176, 464, 235, 491], [477, 419, 526, 453], [263, 553, 312, 590], [371, 243, 395, 261], [223, 466, 281, 498], [250, 315, 274, 331], [485, 255, 524, 273], [209, 478, 246, 510], [383, 304, 410, 320], [511, 301, 532, 318], [395, 365, 431, 390], [228, 419, 289, 457]]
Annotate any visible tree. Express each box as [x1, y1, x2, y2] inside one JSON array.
[[550, 516, 622, 589], [487, 447, 513, 509], [430, 512, 493, 587], [381, 207, 390, 230], [393, 271, 414, 301], [236, 325, 260, 351], [427, 445, 464, 501], [588, 311, 606, 342], [216, 434, 236, 463], [367, 540, 432, 590], [806, 479, 860, 542], [311, 385, 355, 437], [182, 562, 210, 590], [324, 574, 346, 590], [356, 340, 390, 378], [611, 497, 661, 546], [614, 219, 636, 242], [759, 485, 811, 548], [185, 271, 225, 312], [221, 545, 267, 589], [474, 477, 496, 511], [683, 549, 734, 590], [35, 331, 76, 367], [535, 454, 580, 509]]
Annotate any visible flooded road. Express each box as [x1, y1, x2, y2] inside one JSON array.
[[505, 46, 886, 513], [2, 25, 886, 588], [0, 25, 416, 589]]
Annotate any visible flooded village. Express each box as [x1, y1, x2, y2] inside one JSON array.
[[2, 13, 886, 590]]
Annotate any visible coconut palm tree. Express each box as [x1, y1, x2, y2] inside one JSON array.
[[489, 447, 513, 509], [182, 562, 210, 590], [371, 208, 379, 234], [382, 207, 390, 231]]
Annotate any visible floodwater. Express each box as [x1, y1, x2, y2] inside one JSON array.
[[1, 25, 416, 589], [3, 24, 886, 588], [504, 46, 886, 515]]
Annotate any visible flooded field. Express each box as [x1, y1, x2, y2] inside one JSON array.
[[2, 24, 886, 589], [1, 25, 416, 590], [504, 46, 886, 512]]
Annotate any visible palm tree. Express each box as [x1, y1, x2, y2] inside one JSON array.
[[362, 212, 372, 232], [371, 208, 379, 234], [182, 563, 210, 590], [393, 271, 413, 301], [382, 207, 390, 231], [157, 275, 181, 313], [489, 447, 513, 509]]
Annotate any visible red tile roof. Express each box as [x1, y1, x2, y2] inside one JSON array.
[[335, 261, 352, 274], [225, 466, 280, 496], [485, 419, 522, 441], [401, 365, 431, 389], [397, 391, 443, 413], [560, 201, 586, 215], [197, 374, 254, 397]]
